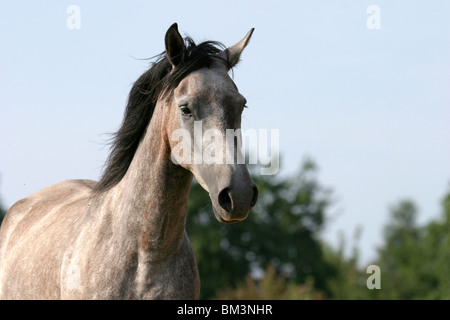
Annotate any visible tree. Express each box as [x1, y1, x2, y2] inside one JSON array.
[[376, 200, 422, 298], [0, 204, 4, 226], [373, 200, 429, 298], [322, 185, 450, 300], [0, 188, 6, 226], [326, 188, 450, 300], [215, 264, 323, 300], [323, 228, 379, 300], [422, 191, 450, 299], [186, 159, 337, 299]]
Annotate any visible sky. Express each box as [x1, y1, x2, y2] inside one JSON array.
[[0, 1, 449, 265]]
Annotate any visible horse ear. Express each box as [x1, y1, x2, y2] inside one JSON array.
[[218, 28, 254, 70], [165, 23, 185, 68]]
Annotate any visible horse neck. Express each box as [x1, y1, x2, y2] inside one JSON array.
[[102, 101, 193, 260]]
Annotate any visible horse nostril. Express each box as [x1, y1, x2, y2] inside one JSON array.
[[218, 188, 232, 213], [250, 186, 258, 207]]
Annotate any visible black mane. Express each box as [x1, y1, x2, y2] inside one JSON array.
[[93, 37, 226, 194]]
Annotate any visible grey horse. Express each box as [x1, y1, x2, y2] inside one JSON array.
[[0, 23, 257, 299]]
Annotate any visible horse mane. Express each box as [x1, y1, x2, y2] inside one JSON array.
[[93, 37, 227, 194]]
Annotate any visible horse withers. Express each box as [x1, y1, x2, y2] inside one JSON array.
[[0, 23, 257, 299]]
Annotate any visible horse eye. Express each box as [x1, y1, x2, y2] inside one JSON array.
[[180, 105, 192, 116]]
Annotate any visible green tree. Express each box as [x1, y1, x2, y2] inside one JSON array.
[[0, 205, 4, 226], [320, 187, 450, 300], [323, 228, 379, 300], [186, 159, 337, 299], [422, 191, 450, 299], [0, 193, 6, 226], [376, 200, 422, 299], [215, 264, 323, 300], [366, 187, 450, 299]]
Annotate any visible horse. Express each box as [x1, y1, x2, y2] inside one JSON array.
[[0, 23, 257, 299]]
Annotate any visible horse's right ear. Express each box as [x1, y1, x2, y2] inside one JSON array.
[[165, 23, 185, 68]]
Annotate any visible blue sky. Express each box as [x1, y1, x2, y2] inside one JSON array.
[[0, 1, 449, 265]]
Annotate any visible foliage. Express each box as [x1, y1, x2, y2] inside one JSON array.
[[322, 229, 379, 300], [327, 187, 450, 300], [186, 159, 337, 299], [373, 192, 450, 299], [188, 157, 450, 299], [0, 205, 4, 226], [0, 193, 6, 226], [215, 264, 323, 300]]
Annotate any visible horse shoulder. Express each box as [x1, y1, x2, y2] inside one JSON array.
[[1, 179, 96, 229], [0, 179, 97, 263]]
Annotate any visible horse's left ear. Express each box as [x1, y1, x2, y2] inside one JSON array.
[[165, 23, 186, 68], [218, 28, 255, 70]]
